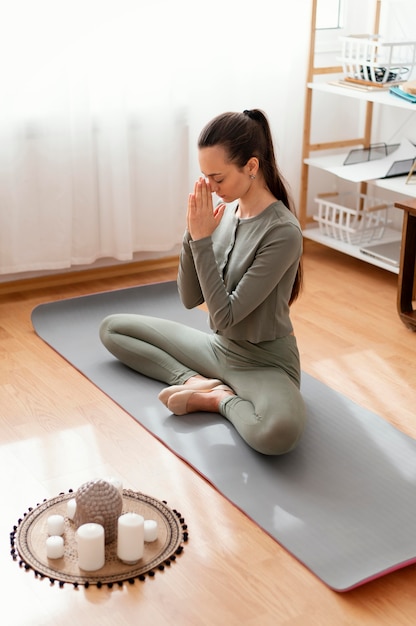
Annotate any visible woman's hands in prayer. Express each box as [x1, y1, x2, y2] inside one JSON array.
[[187, 178, 226, 241]]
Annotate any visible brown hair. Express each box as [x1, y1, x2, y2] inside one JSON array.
[[198, 109, 302, 304]]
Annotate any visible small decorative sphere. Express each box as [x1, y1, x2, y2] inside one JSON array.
[[74, 479, 123, 544]]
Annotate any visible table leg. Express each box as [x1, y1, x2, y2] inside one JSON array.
[[397, 211, 416, 331]]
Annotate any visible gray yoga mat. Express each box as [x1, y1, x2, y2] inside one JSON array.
[[32, 281, 416, 591]]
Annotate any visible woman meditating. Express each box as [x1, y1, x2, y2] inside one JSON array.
[[99, 109, 306, 455]]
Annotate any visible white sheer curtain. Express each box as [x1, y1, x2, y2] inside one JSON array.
[[0, 0, 311, 276]]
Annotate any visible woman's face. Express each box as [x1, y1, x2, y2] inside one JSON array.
[[198, 145, 252, 204]]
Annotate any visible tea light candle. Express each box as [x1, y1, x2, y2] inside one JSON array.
[[46, 535, 64, 559], [117, 513, 144, 564], [76, 523, 105, 571], [66, 498, 77, 520], [144, 519, 158, 542], [47, 514, 65, 536]]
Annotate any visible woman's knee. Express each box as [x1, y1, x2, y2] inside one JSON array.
[[99, 313, 138, 341], [98, 314, 134, 355], [99, 315, 110, 344], [251, 410, 306, 455], [235, 397, 307, 456], [99, 314, 118, 347]]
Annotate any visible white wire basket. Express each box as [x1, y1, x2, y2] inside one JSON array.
[[313, 193, 391, 245], [340, 34, 416, 84]]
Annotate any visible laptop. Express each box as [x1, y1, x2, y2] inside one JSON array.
[[384, 158, 416, 178], [360, 240, 401, 267]]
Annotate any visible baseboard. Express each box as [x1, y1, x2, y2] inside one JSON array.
[[0, 256, 179, 296]]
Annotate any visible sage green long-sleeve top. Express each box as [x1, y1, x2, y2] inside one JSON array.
[[177, 201, 302, 343]]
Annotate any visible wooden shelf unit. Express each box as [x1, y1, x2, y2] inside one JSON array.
[[299, 0, 416, 274]]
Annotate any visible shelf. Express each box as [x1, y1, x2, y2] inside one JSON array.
[[303, 226, 401, 274], [373, 176, 416, 197], [300, 0, 414, 276], [305, 152, 356, 171], [308, 81, 416, 111], [305, 151, 416, 198]]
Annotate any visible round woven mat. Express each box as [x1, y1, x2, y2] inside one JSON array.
[[11, 489, 187, 587]]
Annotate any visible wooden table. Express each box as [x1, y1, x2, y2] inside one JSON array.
[[395, 198, 416, 331]]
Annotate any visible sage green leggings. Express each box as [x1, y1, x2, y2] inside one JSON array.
[[99, 314, 306, 455]]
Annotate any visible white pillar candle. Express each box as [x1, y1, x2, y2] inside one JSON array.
[[66, 498, 77, 520], [144, 519, 158, 542], [117, 513, 144, 564], [46, 535, 65, 559], [47, 514, 65, 536], [76, 523, 105, 571]]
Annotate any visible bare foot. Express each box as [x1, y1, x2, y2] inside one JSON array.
[[158, 376, 222, 407], [167, 385, 235, 416]]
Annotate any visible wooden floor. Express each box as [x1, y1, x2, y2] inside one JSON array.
[[1, 240, 416, 626]]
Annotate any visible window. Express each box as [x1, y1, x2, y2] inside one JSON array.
[[316, 0, 342, 30], [314, 0, 373, 55]]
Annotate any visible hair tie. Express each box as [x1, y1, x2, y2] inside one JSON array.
[[243, 109, 260, 122]]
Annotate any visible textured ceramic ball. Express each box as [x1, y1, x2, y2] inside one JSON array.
[[74, 479, 123, 544]]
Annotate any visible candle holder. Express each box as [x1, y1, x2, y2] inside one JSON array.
[[74, 479, 122, 545], [10, 489, 188, 588]]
